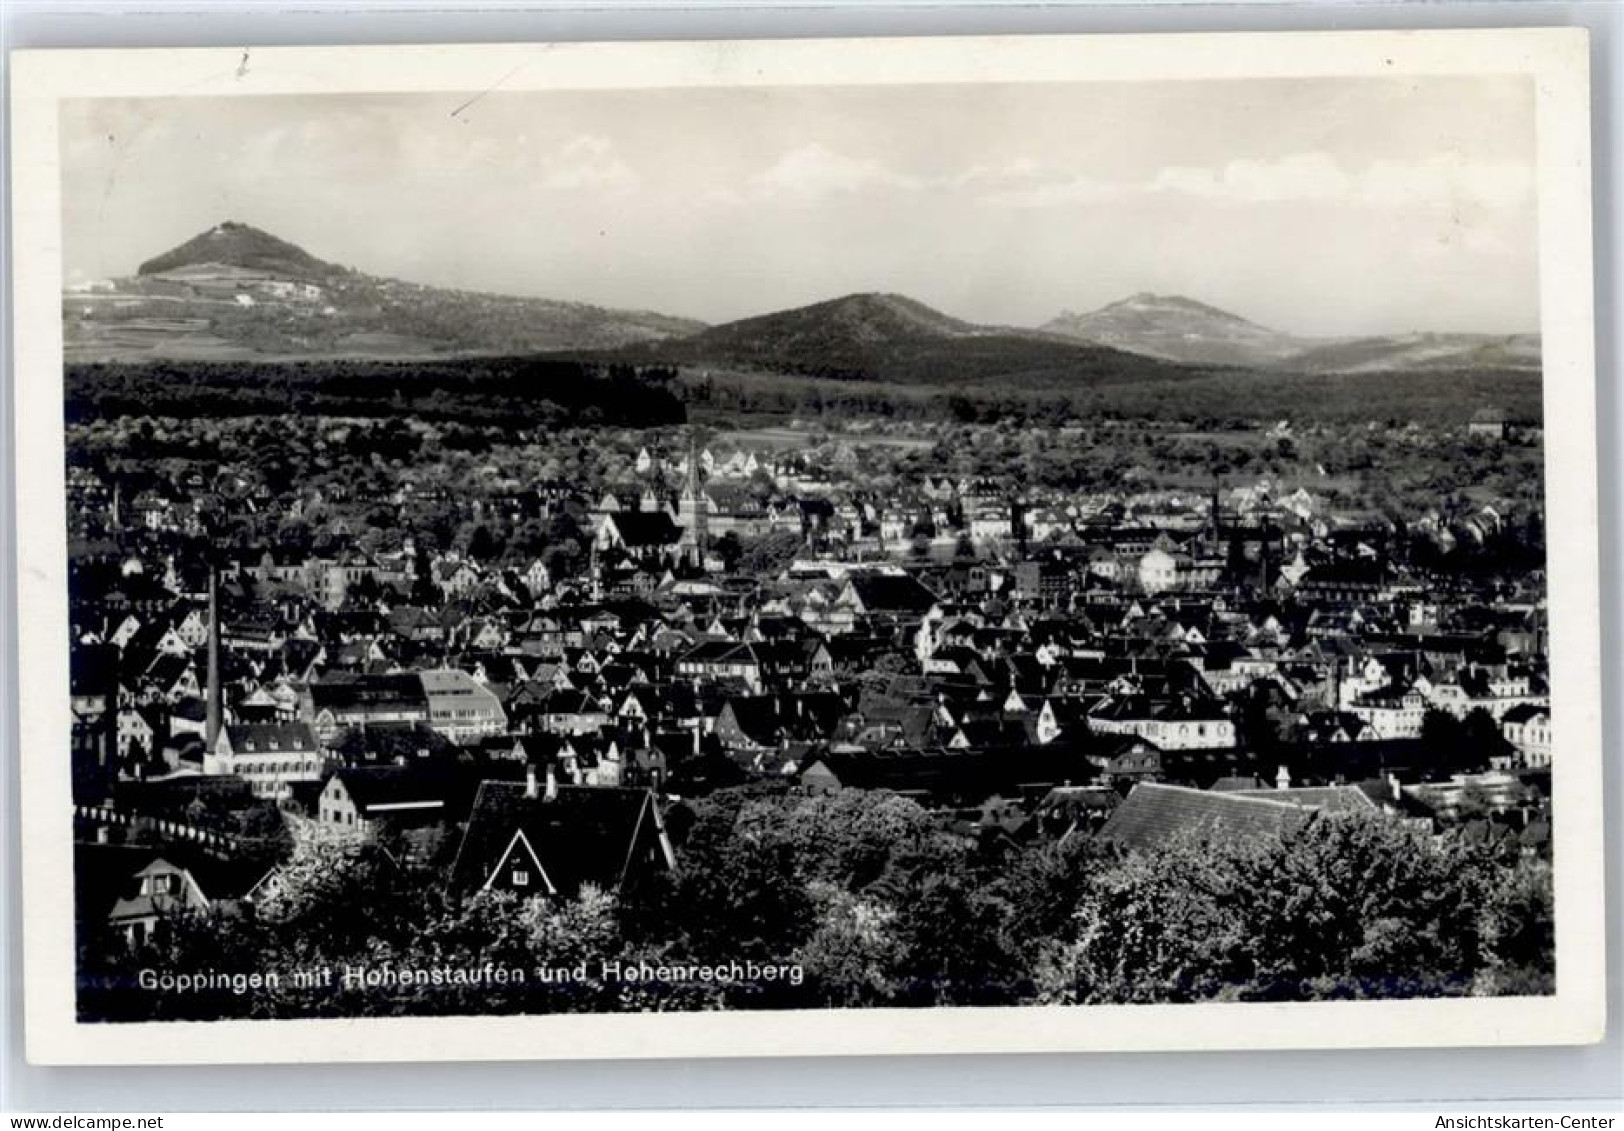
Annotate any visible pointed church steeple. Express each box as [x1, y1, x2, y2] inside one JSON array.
[[680, 431, 709, 564]]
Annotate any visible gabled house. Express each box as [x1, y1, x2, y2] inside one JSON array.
[[76, 845, 269, 949], [450, 768, 676, 899], [314, 765, 451, 841], [205, 721, 325, 799], [1097, 782, 1319, 853]]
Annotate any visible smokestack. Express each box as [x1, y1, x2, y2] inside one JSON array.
[[205, 567, 222, 752]]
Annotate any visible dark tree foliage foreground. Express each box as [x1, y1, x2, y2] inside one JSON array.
[[80, 790, 1552, 1022]]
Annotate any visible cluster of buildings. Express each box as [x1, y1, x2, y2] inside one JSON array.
[[65, 437, 1552, 951]]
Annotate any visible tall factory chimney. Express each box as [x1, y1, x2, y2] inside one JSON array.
[[205, 566, 222, 752]]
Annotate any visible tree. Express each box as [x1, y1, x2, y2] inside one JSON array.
[[1419, 709, 1468, 776], [732, 788, 932, 893], [1044, 828, 1255, 1005], [657, 796, 816, 966], [1042, 814, 1518, 1005], [1473, 854, 1554, 996], [466, 523, 502, 562], [995, 835, 1118, 959], [255, 839, 430, 961], [880, 834, 1023, 1006], [794, 882, 899, 1007], [1459, 708, 1503, 773], [713, 531, 744, 573]]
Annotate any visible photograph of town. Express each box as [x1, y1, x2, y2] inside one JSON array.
[[58, 73, 1557, 1023]]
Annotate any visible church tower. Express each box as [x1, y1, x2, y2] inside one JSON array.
[[679, 434, 709, 564]]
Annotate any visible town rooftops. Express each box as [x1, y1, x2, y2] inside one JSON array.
[[1500, 703, 1549, 725], [1230, 785, 1380, 814], [75, 843, 269, 927], [843, 573, 939, 615], [220, 722, 319, 754], [450, 779, 674, 895], [308, 673, 428, 711], [602, 511, 683, 548], [329, 764, 452, 813], [1097, 782, 1318, 852]]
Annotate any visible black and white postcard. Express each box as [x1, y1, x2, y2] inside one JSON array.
[[9, 30, 1604, 1064]]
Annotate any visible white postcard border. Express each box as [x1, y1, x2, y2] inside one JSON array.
[[9, 28, 1604, 1065]]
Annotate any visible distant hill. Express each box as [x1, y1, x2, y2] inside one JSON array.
[[1041, 292, 1539, 375], [1275, 332, 1542, 374], [65, 222, 706, 361], [697, 292, 980, 350], [615, 291, 1204, 388], [1042, 293, 1306, 368], [66, 225, 1540, 381], [136, 221, 340, 280]]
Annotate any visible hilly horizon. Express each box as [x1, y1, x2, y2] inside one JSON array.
[[1041, 291, 1540, 374], [136, 222, 342, 281], [65, 221, 707, 362], [607, 290, 1208, 389], [1041, 293, 1307, 368], [65, 222, 1539, 378]]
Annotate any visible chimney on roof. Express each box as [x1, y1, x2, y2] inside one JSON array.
[[545, 760, 559, 802], [1388, 772, 1403, 802], [1275, 764, 1291, 791], [525, 760, 538, 799]]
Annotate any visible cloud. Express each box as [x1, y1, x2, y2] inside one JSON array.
[[966, 151, 1534, 216], [709, 144, 1531, 218], [1358, 155, 1533, 211], [975, 175, 1131, 209], [1149, 152, 1533, 210], [745, 143, 922, 201], [536, 134, 639, 194]]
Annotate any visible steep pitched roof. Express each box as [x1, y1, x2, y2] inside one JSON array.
[[845, 573, 939, 615], [450, 780, 673, 895], [331, 764, 452, 811], [221, 722, 319, 755], [1097, 782, 1315, 852], [1231, 785, 1380, 814], [308, 673, 427, 711], [604, 511, 683, 548]]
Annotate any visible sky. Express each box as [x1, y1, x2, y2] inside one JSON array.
[[59, 77, 1539, 337]]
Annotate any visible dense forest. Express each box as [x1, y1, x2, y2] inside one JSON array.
[[679, 365, 1544, 429], [64, 358, 687, 430], [65, 349, 1542, 433]]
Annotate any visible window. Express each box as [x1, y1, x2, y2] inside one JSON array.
[[511, 869, 529, 887]]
